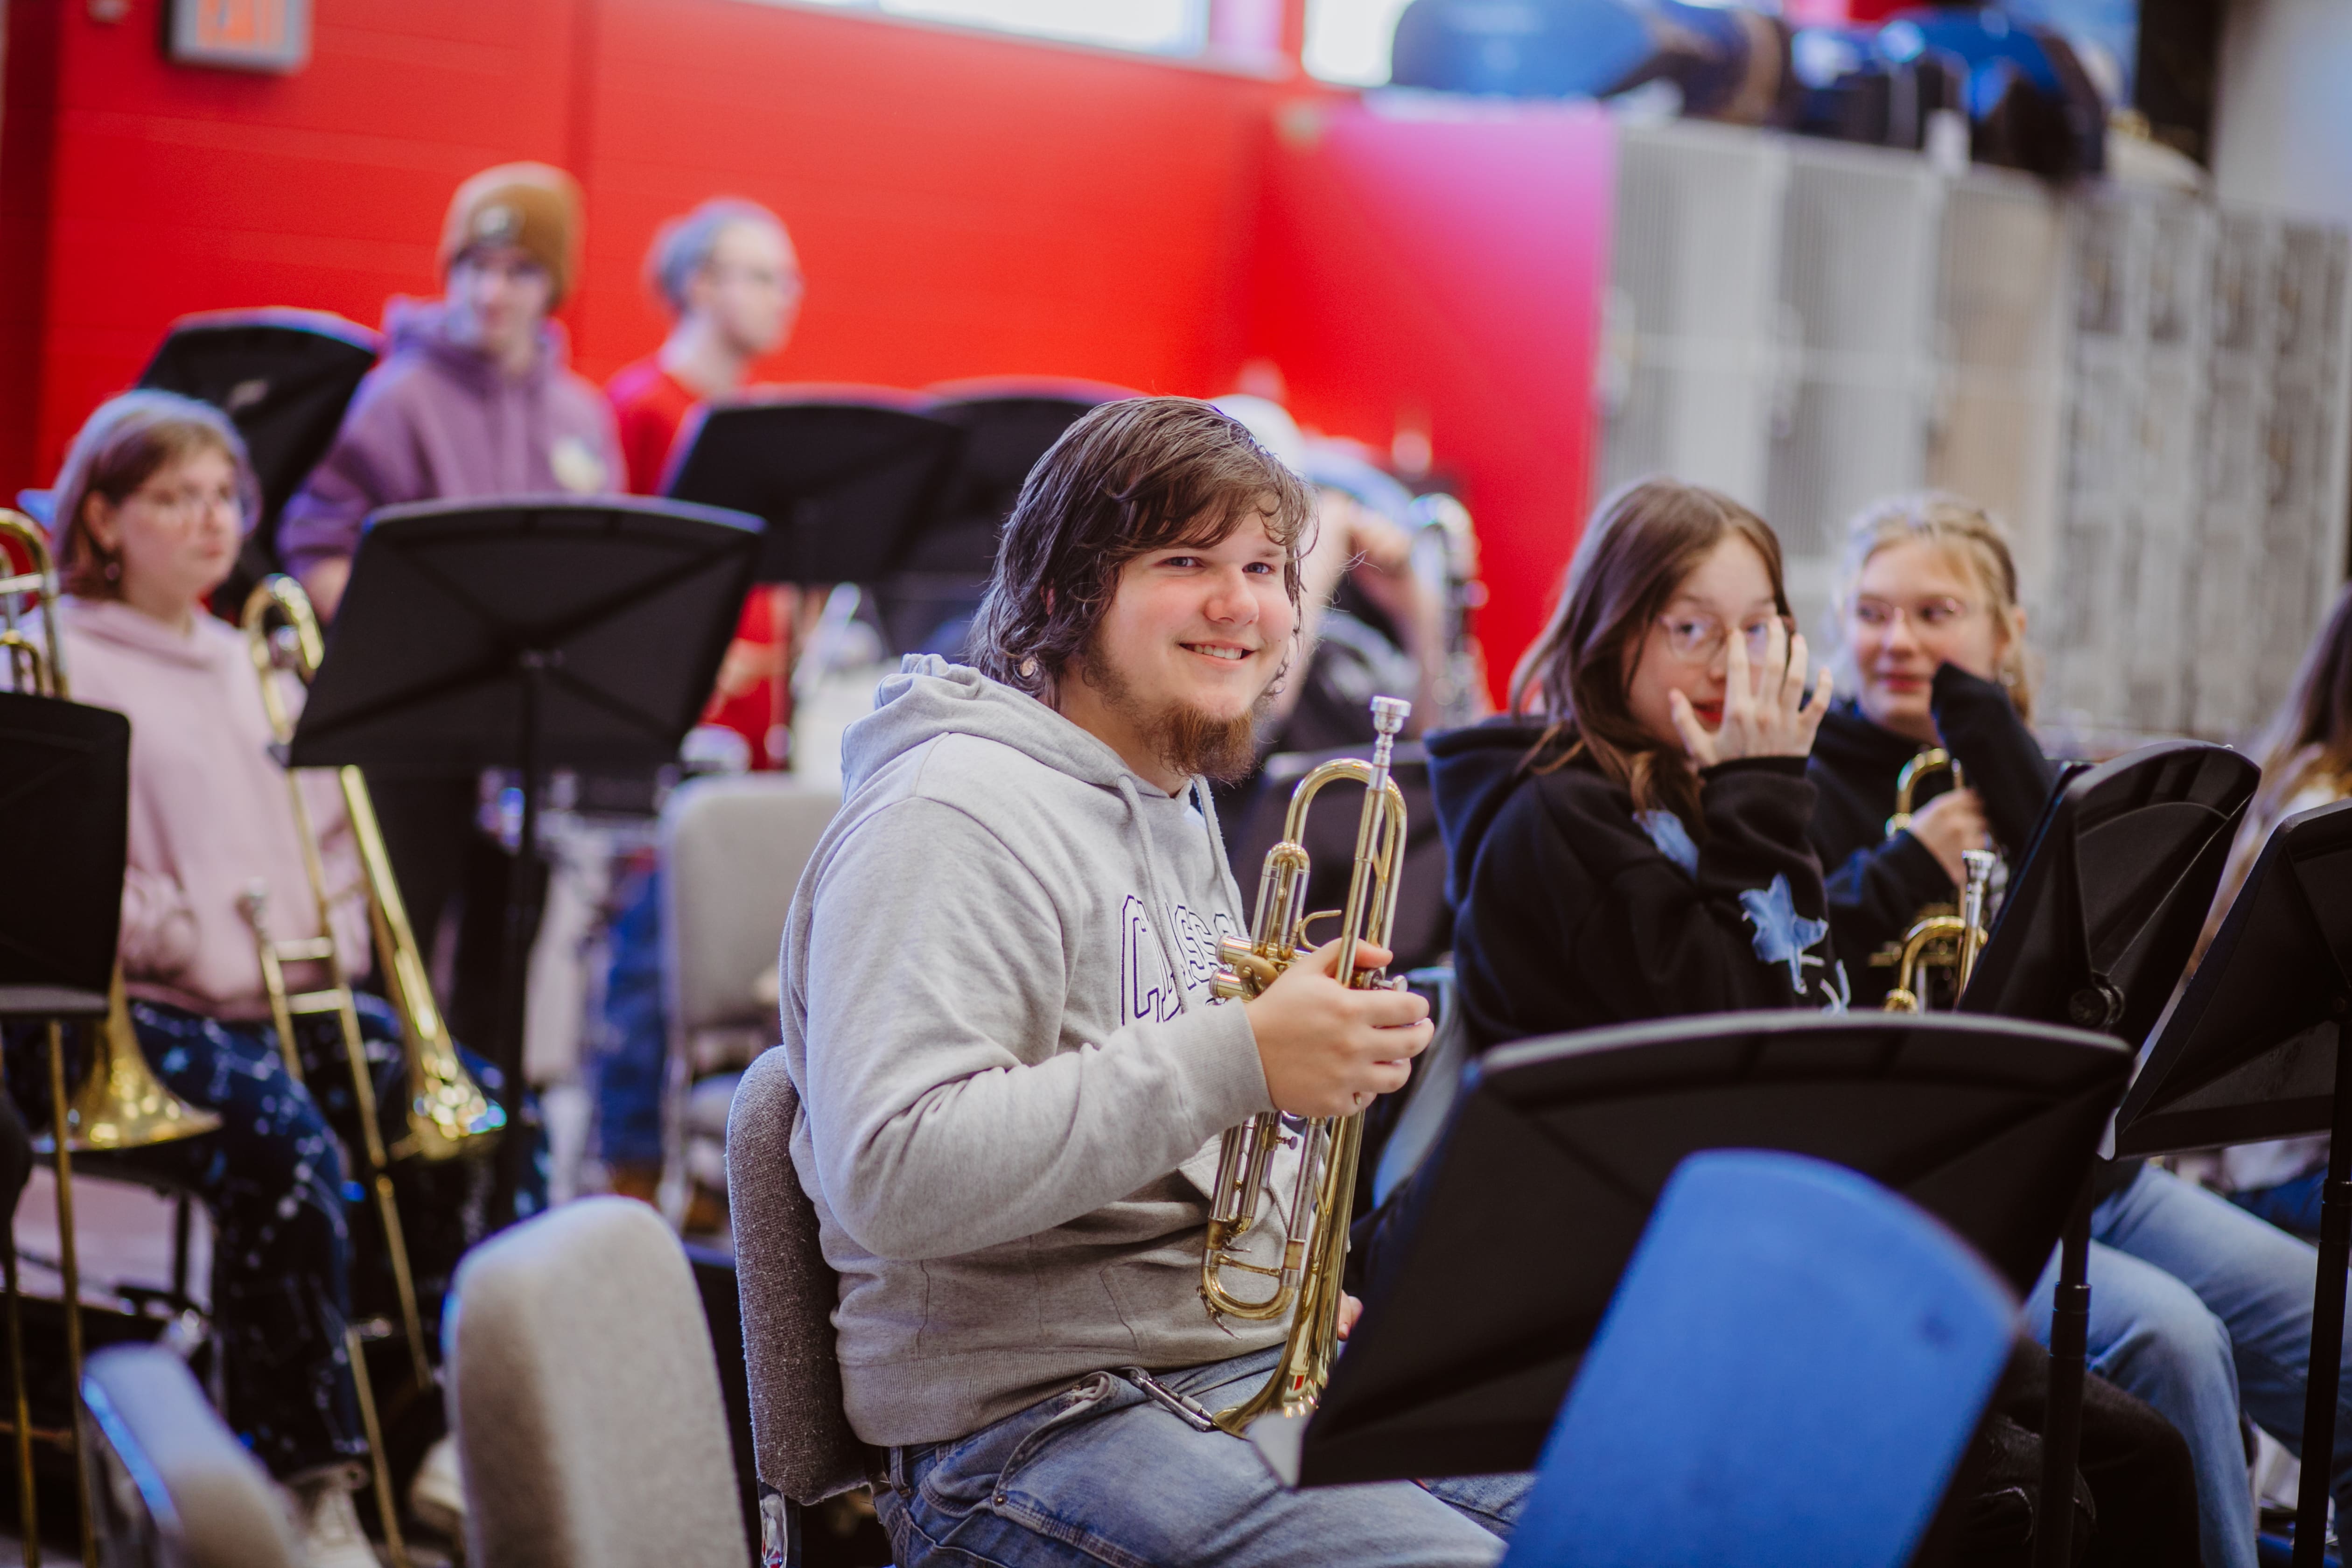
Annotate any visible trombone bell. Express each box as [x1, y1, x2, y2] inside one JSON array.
[[34, 978, 221, 1153]]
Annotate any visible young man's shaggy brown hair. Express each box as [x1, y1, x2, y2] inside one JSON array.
[[968, 397, 1314, 698]]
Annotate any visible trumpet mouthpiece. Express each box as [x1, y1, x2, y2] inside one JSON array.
[[1370, 696, 1410, 735]]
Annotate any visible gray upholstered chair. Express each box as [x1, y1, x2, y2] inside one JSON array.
[[727, 1046, 880, 1563], [657, 776, 840, 1229], [444, 1196, 750, 1568], [78, 1344, 303, 1568]]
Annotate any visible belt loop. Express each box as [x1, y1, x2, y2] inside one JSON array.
[[886, 1444, 910, 1494]]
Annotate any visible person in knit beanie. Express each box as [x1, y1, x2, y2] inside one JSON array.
[[279, 160, 621, 622]]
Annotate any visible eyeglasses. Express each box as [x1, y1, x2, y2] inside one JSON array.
[[1653, 614, 1782, 666], [125, 484, 241, 525], [1851, 596, 1976, 632]]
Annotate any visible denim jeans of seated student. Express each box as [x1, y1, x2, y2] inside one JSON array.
[[2233, 1170, 2326, 1242], [875, 1344, 1531, 1568], [2023, 1165, 2352, 1568]]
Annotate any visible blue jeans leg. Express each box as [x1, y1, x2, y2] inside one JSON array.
[[2100, 1168, 2352, 1532], [2232, 1172, 2328, 1242], [2026, 1232, 2253, 1568], [875, 1346, 1530, 1568]]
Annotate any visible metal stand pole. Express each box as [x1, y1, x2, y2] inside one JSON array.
[[490, 658, 547, 1228], [2034, 1177, 2093, 1568], [2293, 1018, 2352, 1568], [7, 1199, 37, 1568], [45, 1024, 94, 1568]]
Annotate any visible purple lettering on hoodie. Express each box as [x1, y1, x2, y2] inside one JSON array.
[[278, 298, 623, 575]]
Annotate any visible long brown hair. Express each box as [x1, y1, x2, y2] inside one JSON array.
[[969, 397, 1314, 697], [1509, 476, 1792, 824], [2196, 584, 2352, 960]]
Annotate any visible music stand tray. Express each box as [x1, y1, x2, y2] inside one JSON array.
[[287, 496, 762, 1219], [1280, 1011, 2131, 1489], [662, 392, 963, 586], [2115, 795, 2352, 1567]]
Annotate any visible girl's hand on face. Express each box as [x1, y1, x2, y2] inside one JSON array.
[[1670, 617, 1834, 766]]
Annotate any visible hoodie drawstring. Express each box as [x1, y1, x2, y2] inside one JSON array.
[[1191, 779, 1250, 920], [1117, 776, 1196, 1016]]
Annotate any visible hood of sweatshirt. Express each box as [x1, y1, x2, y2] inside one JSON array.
[[58, 595, 236, 674], [380, 296, 574, 397], [1427, 714, 1550, 910], [843, 654, 1145, 801]]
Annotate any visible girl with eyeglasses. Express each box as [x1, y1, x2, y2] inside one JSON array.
[[1427, 476, 1844, 1053], [1806, 492, 2058, 1009]]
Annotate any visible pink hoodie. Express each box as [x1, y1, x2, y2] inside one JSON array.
[[58, 596, 371, 1021]]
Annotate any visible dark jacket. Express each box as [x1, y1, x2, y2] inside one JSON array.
[[1429, 718, 1844, 1053], [1806, 664, 2058, 1007]]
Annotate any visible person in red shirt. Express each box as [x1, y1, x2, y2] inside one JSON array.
[[608, 199, 803, 765]]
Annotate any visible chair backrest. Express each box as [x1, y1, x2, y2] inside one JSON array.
[[79, 1344, 303, 1568], [725, 1046, 874, 1505], [660, 776, 840, 1037], [444, 1197, 749, 1568], [1502, 1149, 2014, 1568]]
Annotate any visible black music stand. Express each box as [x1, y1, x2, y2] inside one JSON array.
[[285, 497, 762, 1221], [874, 381, 1125, 653], [1957, 739, 2259, 1568], [0, 690, 131, 1558], [2114, 795, 2352, 1567], [136, 308, 382, 599], [662, 392, 964, 586], [1272, 1011, 2131, 1488]]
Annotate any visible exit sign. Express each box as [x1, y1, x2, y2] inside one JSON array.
[[169, 0, 311, 73]]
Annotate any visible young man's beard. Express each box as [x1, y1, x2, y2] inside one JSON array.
[[1077, 639, 1274, 785]]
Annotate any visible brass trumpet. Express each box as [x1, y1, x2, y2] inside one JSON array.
[[1881, 848, 1995, 1012], [1874, 746, 1993, 1013], [1202, 694, 1411, 1436], [238, 575, 504, 1395]]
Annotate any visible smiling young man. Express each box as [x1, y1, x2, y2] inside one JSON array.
[[778, 398, 1526, 1568]]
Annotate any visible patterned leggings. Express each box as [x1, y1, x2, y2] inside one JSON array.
[[9, 993, 541, 1479]]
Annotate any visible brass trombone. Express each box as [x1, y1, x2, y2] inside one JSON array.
[[238, 574, 504, 1394], [1202, 695, 1411, 1436], [0, 508, 218, 1568]]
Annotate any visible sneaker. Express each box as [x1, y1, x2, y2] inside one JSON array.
[[292, 1469, 381, 1568], [409, 1434, 468, 1544]]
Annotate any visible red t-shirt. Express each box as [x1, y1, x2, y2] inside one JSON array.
[[606, 354, 701, 496], [607, 355, 784, 767]]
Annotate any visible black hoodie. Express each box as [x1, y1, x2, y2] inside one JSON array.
[[1807, 663, 2060, 1007], [1428, 718, 1845, 1053]]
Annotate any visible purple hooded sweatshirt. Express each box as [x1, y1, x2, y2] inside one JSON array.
[[278, 298, 623, 575]]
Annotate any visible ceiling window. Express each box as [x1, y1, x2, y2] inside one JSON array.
[[795, 0, 1209, 55], [1304, 0, 1415, 84]]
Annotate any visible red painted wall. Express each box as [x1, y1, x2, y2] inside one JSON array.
[[3, 0, 1611, 685], [1248, 99, 1615, 691]]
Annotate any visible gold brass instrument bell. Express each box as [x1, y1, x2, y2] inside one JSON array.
[[1875, 746, 1995, 1012], [1202, 694, 1411, 1435]]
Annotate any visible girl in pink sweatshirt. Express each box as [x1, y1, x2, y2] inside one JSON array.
[[14, 392, 502, 1565]]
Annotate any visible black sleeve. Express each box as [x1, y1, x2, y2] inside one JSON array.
[[1821, 830, 1955, 968], [1558, 758, 1834, 1021], [1932, 664, 2058, 856]]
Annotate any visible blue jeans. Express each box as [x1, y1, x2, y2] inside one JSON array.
[[2234, 1171, 2327, 1242], [875, 1345, 1530, 1568], [2025, 1165, 2352, 1568]]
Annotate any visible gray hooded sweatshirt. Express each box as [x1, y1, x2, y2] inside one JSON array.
[[780, 657, 1293, 1447]]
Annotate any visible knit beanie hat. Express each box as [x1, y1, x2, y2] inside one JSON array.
[[439, 162, 584, 303]]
